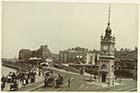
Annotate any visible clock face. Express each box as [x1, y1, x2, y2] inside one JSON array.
[[102, 45, 108, 51]]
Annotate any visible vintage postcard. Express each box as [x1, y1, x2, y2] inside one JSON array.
[[1, 1, 138, 92]]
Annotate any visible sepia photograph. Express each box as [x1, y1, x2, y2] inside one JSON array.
[[1, 1, 138, 92]]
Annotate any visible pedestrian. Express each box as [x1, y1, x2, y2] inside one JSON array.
[[68, 77, 71, 88], [13, 79, 18, 90], [30, 75, 33, 83], [1, 76, 6, 90], [7, 75, 12, 83], [1, 82, 5, 90], [33, 76, 35, 83], [25, 74, 28, 85], [12, 72, 17, 83], [33, 72, 36, 83], [22, 78, 26, 87], [27, 73, 30, 79], [39, 70, 41, 76]]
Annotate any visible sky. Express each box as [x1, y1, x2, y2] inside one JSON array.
[[2, 2, 138, 58]]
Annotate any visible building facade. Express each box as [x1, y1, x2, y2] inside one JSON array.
[[59, 47, 100, 65], [59, 47, 88, 64], [36, 45, 51, 60], [18, 49, 32, 61], [59, 47, 90, 64], [85, 50, 99, 65], [51, 53, 59, 62], [114, 47, 137, 78], [18, 45, 52, 61]]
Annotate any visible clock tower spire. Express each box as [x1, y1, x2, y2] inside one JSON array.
[[108, 4, 111, 26]]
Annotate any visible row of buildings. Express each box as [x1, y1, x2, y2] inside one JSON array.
[[18, 45, 137, 70], [59, 47, 100, 65], [58, 47, 137, 67], [115, 47, 137, 69]]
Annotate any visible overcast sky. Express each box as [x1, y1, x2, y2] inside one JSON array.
[[2, 2, 138, 58]]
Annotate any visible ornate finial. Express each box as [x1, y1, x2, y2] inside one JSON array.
[[108, 4, 111, 26]]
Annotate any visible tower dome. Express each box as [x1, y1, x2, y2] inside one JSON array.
[[104, 23, 112, 38], [105, 23, 112, 33]]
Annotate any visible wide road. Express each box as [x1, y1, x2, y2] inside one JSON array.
[[33, 67, 88, 91], [33, 67, 137, 92]]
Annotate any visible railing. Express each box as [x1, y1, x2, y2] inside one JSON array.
[[54, 63, 80, 73]]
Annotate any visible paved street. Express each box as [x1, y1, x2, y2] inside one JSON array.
[[31, 67, 137, 92], [2, 66, 137, 92]]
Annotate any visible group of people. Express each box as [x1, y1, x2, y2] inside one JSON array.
[[1, 68, 41, 91], [1, 72, 19, 90], [1, 66, 73, 91], [20, 70, 36, 87]]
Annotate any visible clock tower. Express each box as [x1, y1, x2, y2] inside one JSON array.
[[98, 5, 115, 86]]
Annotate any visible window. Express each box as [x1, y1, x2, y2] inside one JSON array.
[[101, 64, 107, 69], [106, 61, 108, 64]]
